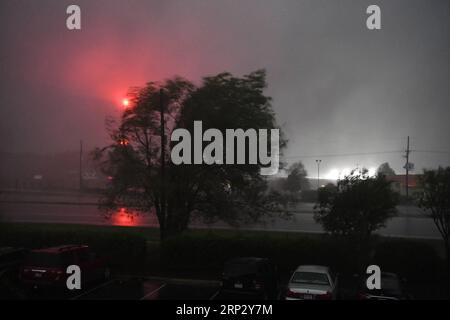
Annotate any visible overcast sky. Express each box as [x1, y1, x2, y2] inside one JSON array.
[[0, 0, 449, 177]]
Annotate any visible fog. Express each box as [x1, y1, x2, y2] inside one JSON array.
[[0, 0, 449, 176]]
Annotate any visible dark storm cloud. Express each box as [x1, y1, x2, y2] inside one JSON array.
[[0, 0, 449, 176]]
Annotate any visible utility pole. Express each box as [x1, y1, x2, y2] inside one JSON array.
[[79, 140, 83, 192], [315, 159, 322, 190], [405, 136, 410, 199], [159, 89, 166, 219]]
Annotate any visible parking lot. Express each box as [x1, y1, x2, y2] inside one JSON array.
[[3, 276, 276, 300], [74, 277, 221, 300]]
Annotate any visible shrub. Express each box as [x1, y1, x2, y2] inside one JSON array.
[[373, 239, 443, 282], [0, 223, 147, 270]]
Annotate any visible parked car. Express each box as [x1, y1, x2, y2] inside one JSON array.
[[0, 247, 29, 298], [285, 265, 338, 300], [19, 245, 110, 289], [0, 247, 28, 275], [220, 257, 279, 299], [357, 272, 410, 300]]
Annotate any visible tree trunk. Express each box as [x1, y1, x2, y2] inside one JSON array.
[[159, 207, 191, 241], [445, 240, 450, 270], [159, 225, 180, 241]]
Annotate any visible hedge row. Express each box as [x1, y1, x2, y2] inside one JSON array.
[[161, 232, 445, 281], [0, 223, 147, 269]]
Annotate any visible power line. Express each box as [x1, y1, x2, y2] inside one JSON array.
[[284, 149, 450, 160], [412, 150, 450, 154], [285, 150, 403, 159]]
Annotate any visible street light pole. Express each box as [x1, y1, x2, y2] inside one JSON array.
[[315, 159, 322, 190], [405, 136, 410, 199], [79, 140, 83, 192]]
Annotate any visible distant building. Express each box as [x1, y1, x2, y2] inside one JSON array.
[[0, 151, 109, 192], [385, 174, 422, 196]]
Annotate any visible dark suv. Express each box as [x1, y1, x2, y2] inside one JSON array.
[[20, 245, 109, 288], [357, 272, 410, 300], [221, 257, 279, 299]]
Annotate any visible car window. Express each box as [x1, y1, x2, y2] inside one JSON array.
[[224, 262, 257, 277], [25, 252, 63, 267], [61, 251, 77, 265], [360, 274, 402, 295], [329, 270, 336, 283], [77, 249, 90, 263], [291, 272, 330, 285], [380, 275, 401, 293]]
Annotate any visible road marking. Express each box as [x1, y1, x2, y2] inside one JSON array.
[[140, 283, 167, 300], [209, 290, 220, 300], [144, 276, 220, 287], [70, 279, 116, 300]]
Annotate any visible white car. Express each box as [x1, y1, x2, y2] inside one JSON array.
[[285, 265, 338, 300]]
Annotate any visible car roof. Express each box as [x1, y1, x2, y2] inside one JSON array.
[[31, 245, 88, 254], [381, 272, 399, 278], [295, 265, 330, 273]]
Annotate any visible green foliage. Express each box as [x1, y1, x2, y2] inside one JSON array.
[[95, 70, 290, 240], [314, 169, 398, 242], [377, 162, 396, 176], [0, 223, 147, 270], [373, 239, 442, 282], [159, 231, 446, 286], [418, 167, 450, 261], [160, 232, 354, 275], [284, 161, 310, 194]]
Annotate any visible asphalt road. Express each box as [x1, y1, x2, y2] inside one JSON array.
[[8, 274, 437, 300], [5, 276, 224, 300], [0, 202, 441, 239]]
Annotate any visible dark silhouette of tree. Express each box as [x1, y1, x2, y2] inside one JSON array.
[[94, 70, 289, 240], [377, 162, 396, 176], [418, 167, 450, 263], [284, 161, 310, 194], [314, 169, 398, 243], [320, 182, 337, 194]]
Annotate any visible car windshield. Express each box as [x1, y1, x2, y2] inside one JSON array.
[[379, 275, 401, 294], [291, 272, 330, 285], [224, 262, 258, 277], [381, 275, 400, 289], [25, 252, 64, 268], [361, 274, 402, 295]]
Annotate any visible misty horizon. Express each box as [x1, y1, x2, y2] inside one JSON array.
[[1, 0, 449, 176]]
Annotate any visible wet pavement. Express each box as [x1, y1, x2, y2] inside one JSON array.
[[3, 276, 223, 300], [0, 202, 441, 239], [75, 277, 221, 300], [2, 275, 290, 300]]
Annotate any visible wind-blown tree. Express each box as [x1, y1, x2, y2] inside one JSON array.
[[377, 162, 396, 176], [94, 70, 289, 240], [418, 167, 450, 263], [283, 161, 310, 195], [314, 169, 398, 244]]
